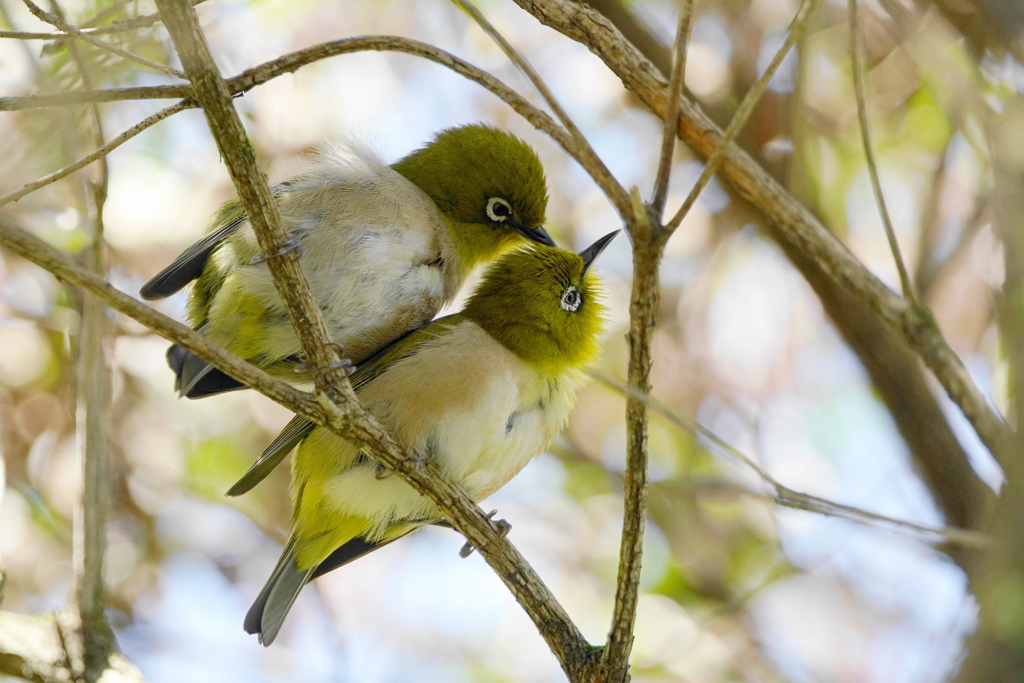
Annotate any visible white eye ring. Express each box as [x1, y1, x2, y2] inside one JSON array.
[[486, 197, 512, 222], [561, 286, 582, 312]]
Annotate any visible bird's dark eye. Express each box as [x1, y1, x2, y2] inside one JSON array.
[[561, 286, 582, 312], [486, 197, 512, 222]]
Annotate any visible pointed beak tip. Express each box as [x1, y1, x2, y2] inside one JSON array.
[[528, 226, 557, 248], [579, 230, 619, 272]]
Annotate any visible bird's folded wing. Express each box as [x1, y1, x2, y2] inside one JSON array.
[[140, 214, 247, 300]]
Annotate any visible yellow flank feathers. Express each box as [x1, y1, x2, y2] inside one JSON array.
[[242, 233, 617, 646]]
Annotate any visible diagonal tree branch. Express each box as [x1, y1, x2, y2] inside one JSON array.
[[154, 0, 349, 398], [649, 0, 692, 218], [593, 372, 992, 550], [0, 101, 188, 207], [0, 206, 603, 681], [1, 36, 626, 215], [20, 0, 185, 79], [664, 0, 819, 234], [512, 0, 1009, 467], [0, 1, 602, 675], [847, 0, 917, 304]]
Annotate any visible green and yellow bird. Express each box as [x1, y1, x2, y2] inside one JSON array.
[[241, 231, 617, 646], [140, 124, 554, 398]]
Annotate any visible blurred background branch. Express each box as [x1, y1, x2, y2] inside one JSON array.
[[952, 91, 1024, 681], [527, 0, 997, 540]]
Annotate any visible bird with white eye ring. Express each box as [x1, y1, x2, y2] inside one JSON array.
[[561, 285, 582, 312], [240, 231, 618, 646], [139, 124, 555, 400], [486, 196, 513, 222]]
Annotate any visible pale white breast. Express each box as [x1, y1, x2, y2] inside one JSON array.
[[218, 141, 455, 362], [319, 321, 584, 537]]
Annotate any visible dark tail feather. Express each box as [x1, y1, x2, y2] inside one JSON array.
[[245, 539, 314, 646], [248, 531, 422, 644], [166, 344, 245, 398], [140, 218, 243, 300], [311, 537, 391, 580], [227, 416, 315, 496]]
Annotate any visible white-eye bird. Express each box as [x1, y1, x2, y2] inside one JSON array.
[[140, 124, 554, 398], [242, 231, 617, 646]]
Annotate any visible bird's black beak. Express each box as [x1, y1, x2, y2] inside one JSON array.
[[514, 222, 557, 247], [579, 230, 619, 275]]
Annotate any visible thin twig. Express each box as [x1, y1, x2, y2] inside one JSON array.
[[20, 0, 186, 79], [600, 190, 661, 681], [847, 0, 917, 304], [0, 101, 188, 206], [649, 0, 693, 219], [665, 0, 820, 233], [151, 2, 600, 677], [0, 0, 207, 39], [451, 0, 630, 223], [0, 207, 602, 681], [79, 0, 133, 28], [1, 85, 191, 109], [592, 372, 990, 549], [513, 0, 1010, 464], [1, 36, 631, 218], [51, 0, 113, 656]]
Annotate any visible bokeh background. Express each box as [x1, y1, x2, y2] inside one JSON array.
[[0, 0, 1014, 680]]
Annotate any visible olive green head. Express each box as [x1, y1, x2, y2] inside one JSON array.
[[391, 124, 554, 267], [463, 231, 617, 374]]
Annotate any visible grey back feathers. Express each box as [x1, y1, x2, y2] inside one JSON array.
[[141, 138, 457, 399]]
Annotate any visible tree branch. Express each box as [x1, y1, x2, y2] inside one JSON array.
[[600, 192, 660, 681], [511, 0, 1010, 467], [451, 0, 629, 220], [847, 0, 917, 304], [154, 0, 350, 399], [593, 372, 991, 550], [951, 98, 1024, 681], [0, 101, 189, 206], [649, 0, 692, 218], [1, 35, 629, 217], [0, 204, 603, 680], [20, 0, 185, 80], [664, 0, 819, 234]]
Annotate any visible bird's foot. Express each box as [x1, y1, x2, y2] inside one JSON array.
[[459, 510, 511, 558], [249, 233, 305, 265], [294, 344, 355, 377], [381, 443, 433, 479], [324, 343, 356, 376]]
